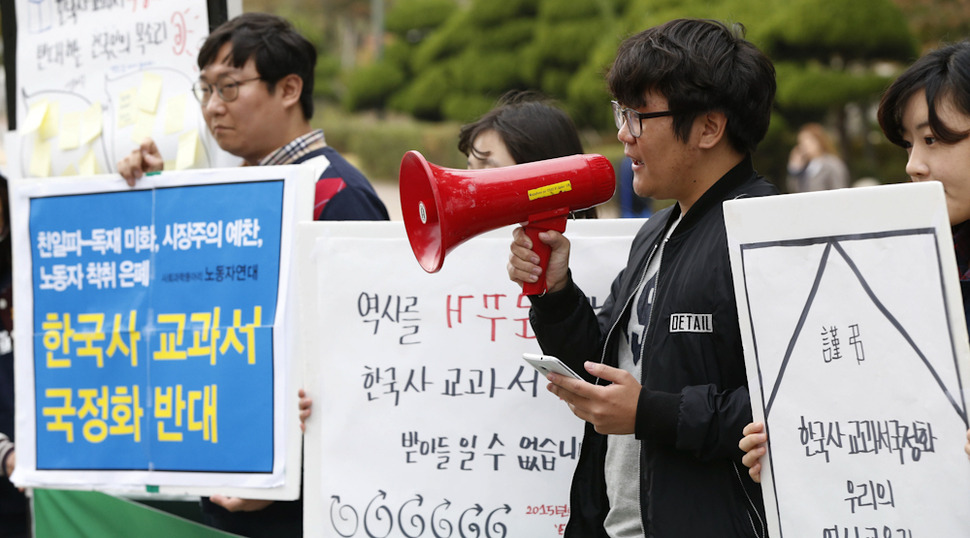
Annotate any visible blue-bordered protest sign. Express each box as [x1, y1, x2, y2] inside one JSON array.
[[11, 165, 313, 497]]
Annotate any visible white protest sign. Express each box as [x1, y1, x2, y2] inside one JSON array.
[[8, 0, 239, 178], [725, 182, 970, 536], [302, 219, 645, 537]]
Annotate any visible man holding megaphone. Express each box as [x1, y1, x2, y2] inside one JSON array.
[[507, 19, 777, 538]]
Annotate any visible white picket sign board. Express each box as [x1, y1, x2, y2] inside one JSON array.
[[301, 219, 646, 537]]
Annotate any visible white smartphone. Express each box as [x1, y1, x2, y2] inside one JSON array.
[[522, 353, 584, 380]]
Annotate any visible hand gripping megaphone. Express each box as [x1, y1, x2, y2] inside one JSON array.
[[398, 150, 615, 295]]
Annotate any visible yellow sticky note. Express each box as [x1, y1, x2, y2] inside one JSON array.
[[39, 101, 60, 140], [59, 111, 81, 150], [131, 109, 155, 144], [23, 100, 49, 133], [164, 93, 186, 134], [80, 149, 99, 176], [61, 163, 78, 176], [117, 87, 137, 128], [175, 129, 199, 170], [80, 102, 103, 145], [137, 72, 163, 113], [29, 138, 52, 177]]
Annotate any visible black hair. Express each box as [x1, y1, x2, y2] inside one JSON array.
[[606, 18, 776, 155], [457, 90, 584, 164], [198, 13, 317, 119], [878, 41, 970, 148]]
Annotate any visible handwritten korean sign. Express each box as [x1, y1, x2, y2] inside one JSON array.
[[302, 219, 644, 537], [725, 182, 970, 536]]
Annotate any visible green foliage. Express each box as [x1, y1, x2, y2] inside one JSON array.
[[391, 66, 452, 120], [345, 122, 429, 181], [382, 40, 414, 68], [343, 61, 407, 111], [410, 10, 474, 72], [475, 19, 536, 50], [332, 0, 922, 187], [313, 53, 341, 101], [537, 0, 609, 21], [385, 0, 459, 37], [755, 0, 918, 61], [566, 64, 613, 131], [441, 93, 498, 124], [532, 21, 609, 68], [540, 69, 575, 99], [565, 34, 623, 129], [466, 0, 538, 27], [774, 62, 894, 110], [451, 50, 527, 93]]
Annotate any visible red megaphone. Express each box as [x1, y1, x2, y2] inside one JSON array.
[[398, 150, 615, 295]]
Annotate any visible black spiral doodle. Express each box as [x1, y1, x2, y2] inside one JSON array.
[[328, 491, 515, 537]]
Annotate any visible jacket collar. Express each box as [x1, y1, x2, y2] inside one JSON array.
[[661, 154, 756, 233]]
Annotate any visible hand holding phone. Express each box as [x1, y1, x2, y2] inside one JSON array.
[[522, 353, 584, 380]]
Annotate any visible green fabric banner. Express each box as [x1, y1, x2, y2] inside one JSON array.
[[33, 489, 238, 538]]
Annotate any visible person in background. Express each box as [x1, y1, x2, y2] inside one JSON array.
[[506, 18, 776, 537], [118, 13, 388, 538], [785, 123, 850, 193], [740, 39, 970, 481], [458, 90, 597, 218], [117, 13, 388, 223]]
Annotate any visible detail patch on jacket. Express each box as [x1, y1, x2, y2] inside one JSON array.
[[669, 313, 713, 333]]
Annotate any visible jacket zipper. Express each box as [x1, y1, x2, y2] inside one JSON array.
[[597, 240, 660, 375], [598, 237, 662, 536]]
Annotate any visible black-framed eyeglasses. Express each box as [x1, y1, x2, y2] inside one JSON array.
[[192, 75, 263, 105], [611, 100, 674, 138]]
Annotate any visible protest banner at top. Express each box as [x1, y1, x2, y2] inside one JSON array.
[[2, 0, 241, 179]]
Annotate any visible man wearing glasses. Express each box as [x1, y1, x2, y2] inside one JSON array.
[[118, 12, 387, 538], [506, 19, 776, 537], [118, 12, 388, 223]]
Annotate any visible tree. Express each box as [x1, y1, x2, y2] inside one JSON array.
[[338, 0, 922, 184], [751, 0, 917, 183], [892, 0, 970, 51], [345, 0, 626, 124]]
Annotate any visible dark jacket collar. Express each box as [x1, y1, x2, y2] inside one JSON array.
[[661, 154, 757, 233]]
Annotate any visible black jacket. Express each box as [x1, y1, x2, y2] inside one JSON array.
[[530, 156, 774, 537]]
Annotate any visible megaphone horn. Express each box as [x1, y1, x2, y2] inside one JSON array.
[[399, 150, 615, 295]]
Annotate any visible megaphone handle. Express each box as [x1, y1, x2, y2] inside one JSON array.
[[521, 215, 569, 296]]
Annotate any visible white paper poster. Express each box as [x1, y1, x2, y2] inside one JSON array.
[[725, 182, 970, 537], [10, 0, 239, 179], [302, 219, 646, 537]]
